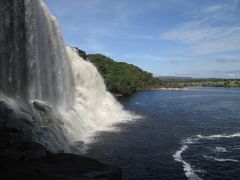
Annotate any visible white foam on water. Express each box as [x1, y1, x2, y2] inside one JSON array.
[[203, 155, 240, 163], [196, 133, 240, 140], [174, 133, 240, 180], [173, 142, 203, 180], [212, 147, 228, 153]]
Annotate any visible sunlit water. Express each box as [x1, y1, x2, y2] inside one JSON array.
[[85, 87, 240, 180]]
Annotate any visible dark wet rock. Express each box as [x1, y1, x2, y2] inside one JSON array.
[[0, 100, 32, 130], [33, 101, 51, 113], [0, 100, 12, 116], [0, 131, 122, 180], [0, 100, 11, 128], [71, 141, 86, 153], [0, 98, 72, 152], [74, 47, 87, 60], [0, 153, 121, 180], [0, 125, 46, 160]]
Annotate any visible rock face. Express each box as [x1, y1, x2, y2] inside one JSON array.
[[73, 47, 87, 60], [32, 101, 51, 113], [0, 98, 72, 153]]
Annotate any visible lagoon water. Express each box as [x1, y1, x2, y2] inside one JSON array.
[[85, 88, 240, 180]]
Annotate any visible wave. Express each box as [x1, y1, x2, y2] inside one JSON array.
[[173, 145, 203, 180], [203, 155, 240, 163], [173, 133, 240, 180], [211, 146, 228, 153], [196, 133, 240, 140]]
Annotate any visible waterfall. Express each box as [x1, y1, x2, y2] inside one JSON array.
[[0, 0, 136, 152], [62, 47, 135, 142], [25, 0, 74, 107], [0, 0, 74, 107]]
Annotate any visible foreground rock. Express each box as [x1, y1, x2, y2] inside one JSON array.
[[0, 100, 122, 180], [0, 129, 121, 180]]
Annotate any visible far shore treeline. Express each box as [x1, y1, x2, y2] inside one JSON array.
[[160, 78, 240, 89], [86, 53, 240, 96]]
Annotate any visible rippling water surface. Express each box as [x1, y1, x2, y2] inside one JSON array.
[[85, 88, 240, 180]]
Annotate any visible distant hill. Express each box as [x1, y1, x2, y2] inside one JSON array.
[[158, 76, 196, 81], [158, 76, 229, 81]]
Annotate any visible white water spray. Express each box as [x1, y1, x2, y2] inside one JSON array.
[[59, 47, 136, 142]]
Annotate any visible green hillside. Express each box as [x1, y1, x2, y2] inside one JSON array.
[[88, 54, 161, 95]]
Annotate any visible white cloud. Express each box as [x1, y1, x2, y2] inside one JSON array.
[[227, 70, 240, 78], [204, 2, 237, 13], [161, 20, 240, 56], [204, 4, 223, 13]]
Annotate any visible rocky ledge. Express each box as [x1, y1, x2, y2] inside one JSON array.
[[71, 46, 87, 60]]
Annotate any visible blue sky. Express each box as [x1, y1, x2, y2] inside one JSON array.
[[44, 0, 240, 78]]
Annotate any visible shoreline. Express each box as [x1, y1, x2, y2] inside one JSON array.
[[139, 87, 192, 91]]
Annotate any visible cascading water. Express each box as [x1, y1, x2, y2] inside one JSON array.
[[25, 0, 74, 107], [63, 47, 135, 142], [0, 0, 136, 152], [0, 0, 74, 107]]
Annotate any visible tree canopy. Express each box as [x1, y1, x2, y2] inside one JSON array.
[[88, 54, 161, 95]]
